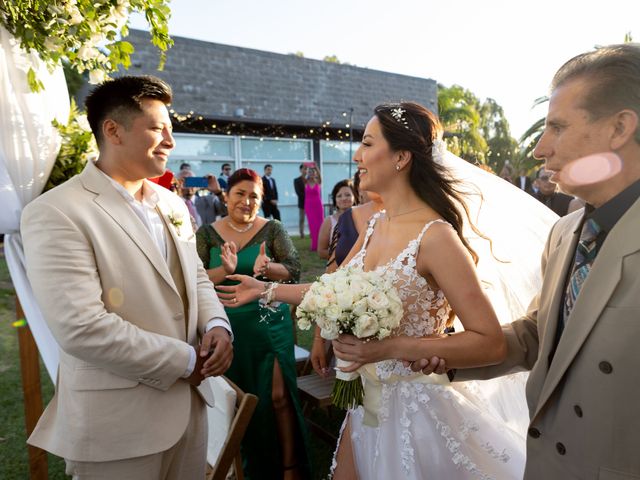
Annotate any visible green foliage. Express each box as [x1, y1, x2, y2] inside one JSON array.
[[62, 60, 85, 98], [480, 98, 519, 173], [438, 84, 520, 173], [437, 84, 488, 164], [44, 100, 97, 192], [323, 54, 341, 63], [0, 0, 173, 91]]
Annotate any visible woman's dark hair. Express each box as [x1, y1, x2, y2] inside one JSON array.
[[226, 168, 263, 195], [352, 170, 361, 203], [373, 102, 479, 264], [330, 179, 358, 208]]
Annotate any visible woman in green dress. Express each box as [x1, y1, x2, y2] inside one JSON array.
[[196, 168, 310, 480]]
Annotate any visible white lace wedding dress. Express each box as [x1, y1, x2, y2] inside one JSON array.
[[332, 212, 526, 479]]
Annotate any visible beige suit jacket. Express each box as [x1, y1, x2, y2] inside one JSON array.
[[460, 198, 640, 479], [21, 161, 230, 462]]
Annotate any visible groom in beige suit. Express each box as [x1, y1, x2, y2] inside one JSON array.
[[415, 44, 640, 479], [21, 76, 233, 479]]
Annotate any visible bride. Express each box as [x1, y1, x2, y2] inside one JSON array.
[[219, 102, 556, 479]]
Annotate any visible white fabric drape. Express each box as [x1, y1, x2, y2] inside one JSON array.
[[0, 25, 70, 381]]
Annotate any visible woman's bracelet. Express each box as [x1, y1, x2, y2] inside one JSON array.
[[260, 281, 279, 307]]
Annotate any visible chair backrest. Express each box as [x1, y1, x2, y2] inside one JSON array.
[[207, 377, 258, 480]]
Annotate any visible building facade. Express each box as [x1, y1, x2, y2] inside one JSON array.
[[121, 29, 438, 229]]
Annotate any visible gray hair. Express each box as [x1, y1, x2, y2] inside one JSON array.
[[552, 43, 640, 143]]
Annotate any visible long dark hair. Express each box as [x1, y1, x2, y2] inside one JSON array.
[[374, 102, 479, 263]]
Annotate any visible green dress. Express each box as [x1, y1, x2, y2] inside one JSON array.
[[196, 220, 311, 479]]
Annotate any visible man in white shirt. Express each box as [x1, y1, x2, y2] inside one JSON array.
[[21, 75, 233, 479]]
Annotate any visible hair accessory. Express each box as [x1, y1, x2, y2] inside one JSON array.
[[390, 106, 410, 130], [432, 139, 447, 166]]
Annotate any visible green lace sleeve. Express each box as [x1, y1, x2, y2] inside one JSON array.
[[267, 221, 301, 283], [196, 225, 219, 268]]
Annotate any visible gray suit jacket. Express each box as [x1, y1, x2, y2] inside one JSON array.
[[195, 193, 224, 225], [459, 198, 640, 479]]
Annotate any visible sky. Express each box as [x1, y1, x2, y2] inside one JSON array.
[[130, 0, 638, 140]]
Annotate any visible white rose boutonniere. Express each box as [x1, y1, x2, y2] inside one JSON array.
[[167, 211, 185, 236]]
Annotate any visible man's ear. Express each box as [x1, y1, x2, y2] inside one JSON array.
[[610, 109, 639, 150], [102, 119, 122, 145]]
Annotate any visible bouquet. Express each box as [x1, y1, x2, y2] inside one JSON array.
[[296, 266, 403, 409]]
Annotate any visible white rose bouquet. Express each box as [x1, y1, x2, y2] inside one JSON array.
[[297, 266, 403, 409]]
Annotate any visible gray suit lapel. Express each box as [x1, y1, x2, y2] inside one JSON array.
[[533, 198, 640, 419]]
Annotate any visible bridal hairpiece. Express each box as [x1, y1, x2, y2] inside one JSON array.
[[432, 139, 447, 166], [389, 106, 410, 130]]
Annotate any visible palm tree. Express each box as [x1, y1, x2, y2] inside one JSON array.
[[437, 84, 488, 164]]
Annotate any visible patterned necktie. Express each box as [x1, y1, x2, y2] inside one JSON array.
[[563, 218, 601, 324]]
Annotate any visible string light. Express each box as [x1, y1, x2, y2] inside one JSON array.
[[169, 109, 364, 142]]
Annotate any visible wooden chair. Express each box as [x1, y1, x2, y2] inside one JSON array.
[[206, 377, 258, 480]]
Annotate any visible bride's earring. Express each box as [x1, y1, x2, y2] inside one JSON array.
[[395, 164, 401, 171]]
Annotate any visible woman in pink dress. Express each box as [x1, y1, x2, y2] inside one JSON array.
[[303, 165, 324, 251]]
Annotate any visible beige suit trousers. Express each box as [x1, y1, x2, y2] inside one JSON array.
[[64, 389, 207, 479]]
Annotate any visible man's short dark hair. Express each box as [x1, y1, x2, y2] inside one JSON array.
[[85, 75, 172, 146], [180, 163, 191, 170], [299, 164, 305, 171], [264, 164, 273, 171], [221, 163, 231, 172]]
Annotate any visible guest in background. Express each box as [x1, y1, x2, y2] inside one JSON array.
[[218, 163, 232, 190], [196, 169, 310, 479], [516, 167, 534, 194], [148, 168, 174, 190], [499, 162, 515, 184], [179, 183, 201, 230], [293, 163, 307, 238], [178, 162, 193, 180], [534, 167, 572, 216], [195, 174, 226, 225], [303, 164, 324, 251], [317, 179, 357, 260], [262, 164, 281, 220]]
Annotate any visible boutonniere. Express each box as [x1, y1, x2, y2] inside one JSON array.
[[167, 211, 184, 236]]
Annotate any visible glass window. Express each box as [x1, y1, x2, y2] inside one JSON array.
[[173, 134, 234, 158], [321, 140, 360, 163], [167, 134, 236, 178], [241, 138, 311, 161]]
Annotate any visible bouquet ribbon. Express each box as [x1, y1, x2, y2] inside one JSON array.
[[359, 363, 450, 427]]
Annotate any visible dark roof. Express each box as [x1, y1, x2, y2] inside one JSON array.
[[122, 29, 437, 130]]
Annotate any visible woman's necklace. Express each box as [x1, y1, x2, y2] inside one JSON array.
[[385, 206, 429, 221], [227, 220, 254, 233]]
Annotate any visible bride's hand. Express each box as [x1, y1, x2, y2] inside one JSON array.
[[216, 274, 265, 307], [331, 334, 393, 371]]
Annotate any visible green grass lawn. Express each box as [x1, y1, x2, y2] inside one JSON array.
[[0, 236, 342, 479]]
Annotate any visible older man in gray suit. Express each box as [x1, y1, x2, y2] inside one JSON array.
[[413, 44, 640, 479]]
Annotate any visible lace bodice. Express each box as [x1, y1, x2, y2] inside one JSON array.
[[346, 211, 452, 339]]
